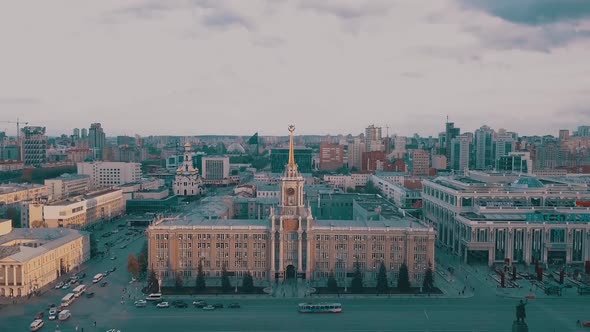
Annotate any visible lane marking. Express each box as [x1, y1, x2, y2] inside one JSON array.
[[424, 309, 429, 320]]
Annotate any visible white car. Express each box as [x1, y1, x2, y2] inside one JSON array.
[[61, 284, 70, 289], [55, 282, 64, 289], [30, 319, 44, 331], [48, 309, 57, 320], [203, 305, 216, 311], [134, 300, 147, 307], [156, 301, 169, 308]]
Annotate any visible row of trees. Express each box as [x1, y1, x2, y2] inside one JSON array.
[[327, 262, 435, 294]]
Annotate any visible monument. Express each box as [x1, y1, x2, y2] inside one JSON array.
[[512, 299, 529, 332]]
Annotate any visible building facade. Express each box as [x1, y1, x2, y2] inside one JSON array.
[[0, 184, 47, 205], [0, 220, 90, 297], [409, 149, 430, 176], [77, 161, 141, 188], [270, 148, 312, 173], [201, 157, 230, 181], [21, 126, 47, 167], [44, 174, 91, 200], [319, 143, 344, 171], [88, 123, 105, 160], [148, 126, 435, 288]]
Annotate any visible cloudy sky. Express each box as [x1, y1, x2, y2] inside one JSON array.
[[1, 0, 590, 137]]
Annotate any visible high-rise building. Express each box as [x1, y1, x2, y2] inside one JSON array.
[[319, 143, 344, 171], [201, 157, 230, 180], [73, 128, 80, 139], [270, 148, 312, 173], [21, 126, 47, 167], [77, 161, 141, 188], [474, 125, 494, 170], [576, 126, 590, 137], [494, 135, 515, 161], [431, 155, 447, 170], [496, 152, 532, 174], [347, 137, 365, 170], [365, 125, 383, 152], [444, 122, 460, 164], [409, 149, 430, 176], [81, 128, 88, 139], [559, 129, 570, 141], [451, 134, 472, 171], [88, 123, 105, 160]]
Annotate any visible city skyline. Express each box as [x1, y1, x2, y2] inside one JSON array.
[[2, 1, 590, 136]]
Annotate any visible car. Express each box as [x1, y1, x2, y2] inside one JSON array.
[[106, 329, 121, 332], [213, 303, 224, 309], [202, 305, 215, 311], [192, 300, 207, 308], [48, 309, 57, 321], [112, 229, 119, 233], [134, 300, 147, 307], [156, 302, 170, 308], [78, 273, 86, 279], [30, 319, 44, 331], [47, 303, 56, 310], [34, 311, 44, 320], [110, 267, 117, 272], [120, 244, 127, 249], [86, 292, 95, 298], [110, 256, 117, 260], [100, 281, 108, 287], [55, 282, 64, 289], [173, 300, 188, 308], [61, 284, 70, 289], [104, 271, 111, 276], [228, 303, 241, 309]]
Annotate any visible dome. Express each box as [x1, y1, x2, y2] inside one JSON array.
[[227, 143, 246, 154], [512, 177, 544, 188]]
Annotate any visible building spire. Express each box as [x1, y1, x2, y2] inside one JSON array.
[[288, 125, 295, 166]]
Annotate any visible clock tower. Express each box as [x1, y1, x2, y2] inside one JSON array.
[[270, 125, 313, 282]]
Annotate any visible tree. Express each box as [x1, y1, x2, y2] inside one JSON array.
[[89, 232, 98, 258], [174, 271, 183, 290], [127, 253, 139, 279], [350, 261, 363, 293], [195, 260, 206, 293], [241, 271, 254, 293], [397, 263, 411, 292], [376, 262, 389, 294], [422, 267, 435, 293], [147, 270, 159, 294], [327, 273, 339, 293], [137, 241, 148, 280], [221, 265, 232, 293]]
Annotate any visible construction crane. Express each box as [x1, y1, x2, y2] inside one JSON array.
[[0, 118, 29, 141]]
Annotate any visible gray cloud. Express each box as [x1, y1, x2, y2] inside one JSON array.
[[0, 97, 40, 105], [298, 0, 393, 20], [202, 9, 253, 30], [459, 0, 590, 26]]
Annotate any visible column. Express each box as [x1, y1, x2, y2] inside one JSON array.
[[4, 265, 7, 286], [270, 232, 275, 276], [306, 232, 311, 277], [297, 230, 303, 273], [13, 265, 17, 286], [279, 234, 284, 273]]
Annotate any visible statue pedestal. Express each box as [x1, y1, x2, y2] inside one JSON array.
[[512, 321, 529, 332]]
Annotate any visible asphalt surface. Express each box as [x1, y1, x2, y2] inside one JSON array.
[[2, 213, 590, 332]]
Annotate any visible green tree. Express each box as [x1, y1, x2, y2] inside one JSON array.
[[364, 180, 381, 195], [89, 232, 98, 258], [376, 262, 389, 294], [174, 271, 183, 290], [127, 253, 140, 279], [147, 270, 159, 294], [422, 267, 435, 293], [137, 241, 148, 280], [195, 260, 206, 293], [350, 261, 363, 293], [327, 273, 339, 293], [221, 265, 232, 293], [241, 271, 254, 293], [397, 263, 411, 292]]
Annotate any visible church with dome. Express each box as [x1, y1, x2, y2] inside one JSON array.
[[172, 143, 204, 197]]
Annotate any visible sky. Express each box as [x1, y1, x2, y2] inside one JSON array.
[[1, 0, 590, 137]]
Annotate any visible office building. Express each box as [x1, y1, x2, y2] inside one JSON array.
[[496, 152, 532, 174], [431, 155, 447, 170], [347, 137, 365, 170], [494, 135, 514, 161], [422, 171, 590, 265], [0, 184, 47, 205], [0, 220, 90, 297], [409, 149, 430, 176], [173, 143, 203, 196], [73, 128, 80, 139], [88, 123, 105, 160], [201, 157, 230, 181], [559, 130, 570, 141], [365, 125, 383, 152], [576, 126, 590, 137], [319, 143, 344, 171], [21, 126, 47, 167], [81, 128, 88, 139], [474, 126, 494, 170], [77, 161, 141, 188], [148, 126, 435, 288], [444, 122, 460, 163], [44, 174, 91, 200], [450, 134, 473, 171], [270, 148, 312, 173]]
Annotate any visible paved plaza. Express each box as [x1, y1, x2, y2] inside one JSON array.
[[1, 215, 589, 331]]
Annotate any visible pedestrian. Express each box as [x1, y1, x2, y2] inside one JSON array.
[[93, 321, 96, 327]]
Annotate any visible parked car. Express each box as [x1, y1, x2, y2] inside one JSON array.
[[48, 309, 57, 320], [100, 281, 108, 287], [110, 267, 117, 272], [192, 300, 207, 308], [202, 305, 215, 311], [30, 319, 44, 332], [34, 312, 44, 320], [228, 303, 240, 309], [135, 300, 147, 307], [213, 303, 224, 309], [110, 256, 117, 260], [86, 292, 95, 298], [61, 284, 70, 290], [55, 282, 64, 289], [173, 300, 188, 308], [156, 302, 170, 308]]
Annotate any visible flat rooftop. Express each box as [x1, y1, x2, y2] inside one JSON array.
[[0, 183, 45, 194], [0, 228, 86, 262]]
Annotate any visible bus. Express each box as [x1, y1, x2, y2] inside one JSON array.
[[61, 293, 76, 307], [72, 284, 86, 297], [298, 303, 342, 314], [92, 273, 104, 283], [146, 293, 162, 301]]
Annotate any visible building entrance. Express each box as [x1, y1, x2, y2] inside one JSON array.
[[285, 265, 296, 279]]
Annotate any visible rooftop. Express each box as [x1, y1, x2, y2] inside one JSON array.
[[0, 183, 45, 194], [0, 227, 86, 262]]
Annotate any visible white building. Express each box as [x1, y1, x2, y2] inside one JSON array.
[[77, 161, 141, 188], [44, 174, 91, 200], [201, 157, 230, 182], [173, 143, 203, 197]]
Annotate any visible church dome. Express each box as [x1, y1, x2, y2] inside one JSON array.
[[227, 143, 246, 154]]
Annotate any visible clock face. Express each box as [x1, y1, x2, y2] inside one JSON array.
[[286, 188, 295, 195]]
